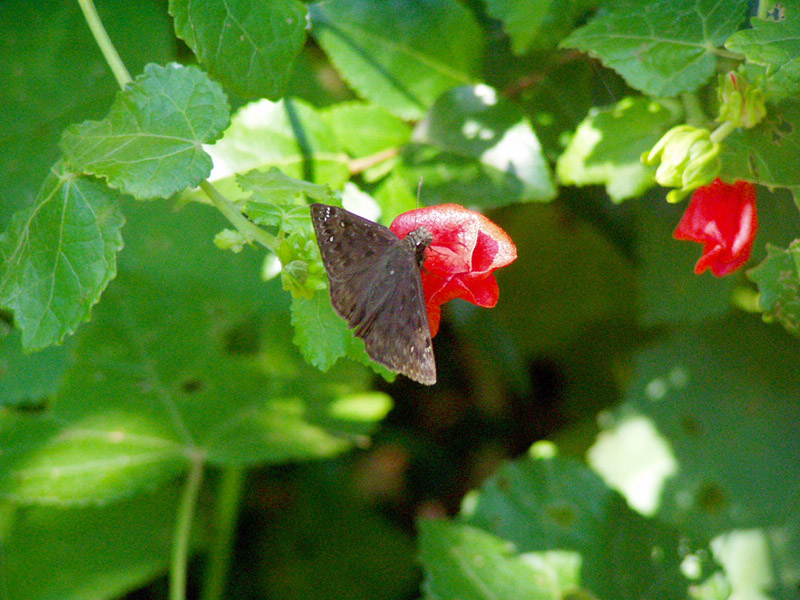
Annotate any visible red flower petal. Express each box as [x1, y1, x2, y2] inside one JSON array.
[[673, 179, 757, 277], [390, 204, 517, 336]]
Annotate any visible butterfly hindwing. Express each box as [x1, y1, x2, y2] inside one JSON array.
[[310, 203, 437, 385]]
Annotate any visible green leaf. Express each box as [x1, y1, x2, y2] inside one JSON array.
[[631, 195, 737, 325], [0, 328, 70, 408], [418, 519, 572, 600], [1, 482, 198, 600], [0, 166, 125, 351], [620, 313, 800, 537], [260, 470, 417, 599], [748, 241, 800, 336], [557, 97, 682, 202], [720, 99, 800, 187], [0, 0, 175, 226], [309, 0, 483, 119], [0, 411, 187, 505], [200, 97, 350, 203], [726, 12, 800, 103], [0, 270, 381, 505], [561, 0, 750, 96], [463, 449, 689, 600], [290, 290, 395, 381], [240, 167, 332, 236], [170, 0, 307, 100], [60, 63, 230, 200], [320, 101, 412, 158], [414, 85, 556, 203], [486, 0, 594, 54]]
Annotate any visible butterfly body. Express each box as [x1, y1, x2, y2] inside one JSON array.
[[310, 203, 436, 385]]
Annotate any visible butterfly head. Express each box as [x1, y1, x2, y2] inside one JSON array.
[[406, 226, 433, 268]]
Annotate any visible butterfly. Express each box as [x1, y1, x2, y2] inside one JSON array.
[[310, 203, 436, 385]]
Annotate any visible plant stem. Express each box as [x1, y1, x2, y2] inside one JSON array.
[[199, 181, 278, 250], [170, 455, 205, 600], [76, 0, 132, 88], [710, 120, 736, 143], [680, 92, 708, 127], [201, 467, 246, 600]]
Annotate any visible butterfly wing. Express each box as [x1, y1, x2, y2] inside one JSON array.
[[310, 203, 436, 385], [356, 243, 436, 385]]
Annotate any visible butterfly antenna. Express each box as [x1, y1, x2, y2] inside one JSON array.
[[416, 177, 423, 209]]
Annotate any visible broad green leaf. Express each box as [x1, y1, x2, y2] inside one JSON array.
[[748, 241, 800, 336], [373, 171, 417, 225], [0, 328, 69, 408], [60, 63, 230, 200], [0, 166, 125, 351], [320, 101, 412, 158], [259, 469, 417, 599], [309, 0, 483, 119], [0, 0, 175, 226], [1, 482, 199, 600], [240, 168, 335, 209], [414, 85, 556, 203], [557, 97, 682, 202], [621, 313, 800, 537], [170, 0, 307, 100], [631, 193, 736, 325], [486, 0, 595, 54], [720, 99, 800, 187], [463, 450, 689, 600], [726, 12, 800, 103], [561, 0, 750, 96], [201, 98, 350, 202], [0, 270, 383, 504], [0, 412, 187, 505], [418, 519, 572, 600], [494, 203, 636, 356], [290, 290, 395, 381]]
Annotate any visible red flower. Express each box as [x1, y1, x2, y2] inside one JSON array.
[[390, 204, 517, 336], [673, 178, 758, 276]]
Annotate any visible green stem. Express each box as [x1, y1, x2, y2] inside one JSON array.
[[680, 92, 709, 127], [170, 455, 205, 600], [201, 467, 246, 600], [199, 181, 278, 250], [76, 0, 132, 88], [710, 120, 736, 143]]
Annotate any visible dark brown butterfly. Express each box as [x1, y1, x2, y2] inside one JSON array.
[[310, 203, 436, 385]]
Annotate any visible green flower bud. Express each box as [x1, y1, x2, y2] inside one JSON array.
[[717, 71, 766, 129], [643, 125, 721, 203]]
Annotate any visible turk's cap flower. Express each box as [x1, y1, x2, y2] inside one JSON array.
[[642, 125, 722, 203], [390, 203, 517, 336], [673, 178, 758, 277], [717, 71, 767, 129]]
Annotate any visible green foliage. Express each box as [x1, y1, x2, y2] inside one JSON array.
[[169, 0, 308, 100], [2, 0, 800, 599], [557, 97, 682, 202], [61, 63, 230, 200], [308, 0, 483, 119], [749, 241, 800, 336], [0, 166, 125, 351], [726, 12, 800, 103], [561, 0, 751, 96]]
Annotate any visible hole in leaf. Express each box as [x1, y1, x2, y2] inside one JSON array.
[[225, 319, 260, 355], [696, 482, 727, 514], [182, 378, 204, 394], [681, 416, 702, 436], [546, 502, 577, 527]]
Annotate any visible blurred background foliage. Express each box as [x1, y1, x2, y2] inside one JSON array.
[[1, 1, 799, 600]]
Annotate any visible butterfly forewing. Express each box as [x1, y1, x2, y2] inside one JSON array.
[[310, 203, 436, 385]]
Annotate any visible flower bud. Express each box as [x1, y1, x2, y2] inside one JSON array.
[[643, 125, 721, 203], [717, 72, 766, 129]]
